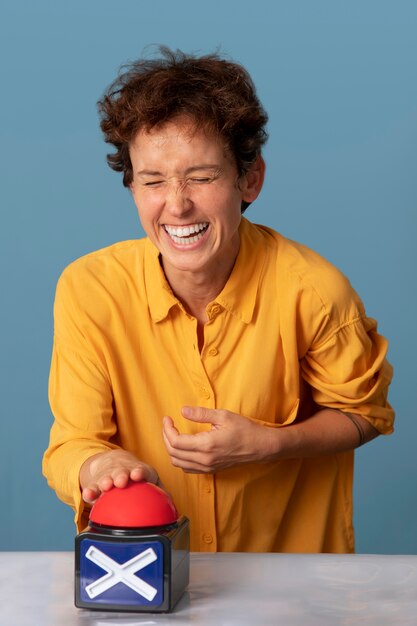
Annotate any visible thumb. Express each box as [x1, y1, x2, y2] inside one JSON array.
[[181, 406, 220, 425]]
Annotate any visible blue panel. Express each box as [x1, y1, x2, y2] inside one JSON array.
[[79, 538, 164, 607]]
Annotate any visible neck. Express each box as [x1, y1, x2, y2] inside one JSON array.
[[161, 244, 239, 323]]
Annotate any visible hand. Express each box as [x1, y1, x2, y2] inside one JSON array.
[[80, 449, 160, 504], [162, 406, 274, 473]]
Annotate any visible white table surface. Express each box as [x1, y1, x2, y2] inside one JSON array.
[[0, 552, 416, 626]]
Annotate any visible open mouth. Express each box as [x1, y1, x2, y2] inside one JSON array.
[[163, 222, 209, 245]]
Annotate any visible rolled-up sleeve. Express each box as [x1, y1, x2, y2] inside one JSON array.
[[301, 313, 394, 434]]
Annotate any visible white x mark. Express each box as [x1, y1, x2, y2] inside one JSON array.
[[85, 545, 158, 601]]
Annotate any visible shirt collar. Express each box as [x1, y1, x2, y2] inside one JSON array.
[[216, 218, 267, 324], [144, 238, 181, 322], [144, 217, 268, 324]]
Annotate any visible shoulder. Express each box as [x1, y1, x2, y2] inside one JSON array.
[[252, 222, 362, 308], [281, 235, 360, 311], [57, 239, 146, 292], [245, 220, 365, 342], [54, 239, 149, 319], [53, 239, 150, 343]]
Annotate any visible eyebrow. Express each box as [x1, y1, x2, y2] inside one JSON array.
[[136, 165, 220, 176]]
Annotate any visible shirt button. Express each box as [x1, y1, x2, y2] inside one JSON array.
[[202, 533, 213, 544], [207, 303, 221, 319], [208, 347, 218, 356], [203, 483, 211, 493], [201, 387, 211, 399]]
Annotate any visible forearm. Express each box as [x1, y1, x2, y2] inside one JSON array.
[[267, 408, 380, 461]]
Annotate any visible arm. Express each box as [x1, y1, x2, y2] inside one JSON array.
[[162, 405, 379, 474], [43, 269, 162, 524]]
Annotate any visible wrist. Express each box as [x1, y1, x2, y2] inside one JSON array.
[[256, 423, 287, 462]]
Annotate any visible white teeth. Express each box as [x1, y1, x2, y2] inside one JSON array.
[[164, 222, 208, 240]]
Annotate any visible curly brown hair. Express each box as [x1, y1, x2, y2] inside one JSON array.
[[97, 47, 268, 212]]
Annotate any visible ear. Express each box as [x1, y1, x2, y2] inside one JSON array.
[[240, 156, 265, 203]]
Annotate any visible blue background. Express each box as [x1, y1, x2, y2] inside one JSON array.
[[1, 0, 416, 552]]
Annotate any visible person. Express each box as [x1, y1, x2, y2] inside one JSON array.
[[43, 47, 394, 553]]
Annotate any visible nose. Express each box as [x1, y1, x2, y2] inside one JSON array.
[[166, 179, 193, 216]]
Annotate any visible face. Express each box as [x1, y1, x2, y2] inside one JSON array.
[[129, 117, 263, 282]]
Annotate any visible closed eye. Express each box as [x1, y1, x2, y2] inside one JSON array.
[[189, 177, 212, 183], [143, 180, 164, 187]]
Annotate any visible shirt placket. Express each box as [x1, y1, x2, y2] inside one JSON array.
[[198, 302, 226, 551], [187, 303, 224, 551]]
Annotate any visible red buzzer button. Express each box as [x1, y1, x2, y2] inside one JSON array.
[[89, 481, 178, 528]]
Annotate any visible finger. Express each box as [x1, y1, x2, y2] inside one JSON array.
[[162, 416, 185, 448], [162, 416, 179, 437], [165, 435, 215, 467], [129, 466, 147, 482], [163, 418, 211, 452], [169, 454, 214, 473], [97, 475, 116, 492], [112, 472, 131, 489], [109, 465, 151, 489], [97, 469, 130, 493], [181, 406, 219, 424], [130, 465, 159, 485], [82, 486, 100, 504]]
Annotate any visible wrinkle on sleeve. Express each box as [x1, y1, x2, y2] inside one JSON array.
[[301, 315, 395, 434]]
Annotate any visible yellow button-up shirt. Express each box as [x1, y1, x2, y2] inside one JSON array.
[[43, 218, 394, 552]]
